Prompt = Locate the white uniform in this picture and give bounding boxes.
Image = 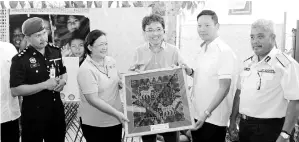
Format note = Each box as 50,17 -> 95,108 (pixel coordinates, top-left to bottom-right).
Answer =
239,47 -> 299,118
0,42 -> 21,124
192,37 -> 238,126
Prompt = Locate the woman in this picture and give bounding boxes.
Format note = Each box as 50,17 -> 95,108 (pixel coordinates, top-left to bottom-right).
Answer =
77,30 -> 128,142
61,30 -> 86,66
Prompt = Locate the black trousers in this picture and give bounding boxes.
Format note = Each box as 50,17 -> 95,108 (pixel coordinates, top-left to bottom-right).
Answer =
80,119 -> 123,142
21,105 -> 66,142
141,131 -> 179,142
191,122 -> 227,142
239,117 -> 284,142
1,118 -> 20,142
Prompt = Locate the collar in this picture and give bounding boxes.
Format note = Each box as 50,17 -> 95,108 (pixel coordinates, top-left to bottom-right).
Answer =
252,47 -> 278,66
200,36 -> 220,48
85,55 -> 108,67
27,44 -> 52,57
147,41 -> 166,49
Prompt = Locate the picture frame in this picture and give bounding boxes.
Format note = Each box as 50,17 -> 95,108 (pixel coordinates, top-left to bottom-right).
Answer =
123,67 -> 194,137
228,1 -> 252,15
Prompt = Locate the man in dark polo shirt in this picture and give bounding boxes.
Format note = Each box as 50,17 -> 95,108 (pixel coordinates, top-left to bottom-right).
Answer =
10,17 -> 67,142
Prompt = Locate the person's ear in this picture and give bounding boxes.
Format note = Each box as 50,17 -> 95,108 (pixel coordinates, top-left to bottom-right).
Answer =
87,45 -> 92,53
216,23 -> 220,30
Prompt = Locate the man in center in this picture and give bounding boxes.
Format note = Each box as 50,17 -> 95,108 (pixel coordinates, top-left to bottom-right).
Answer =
130,14 -> 184,142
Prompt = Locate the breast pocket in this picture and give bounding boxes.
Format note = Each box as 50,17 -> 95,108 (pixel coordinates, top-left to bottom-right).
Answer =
240,70 -> 252,89
261,73 -> 276,89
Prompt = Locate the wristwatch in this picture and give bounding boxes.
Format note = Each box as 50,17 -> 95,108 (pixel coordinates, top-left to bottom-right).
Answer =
204,110 -> 211,118
280,131 -> 290,139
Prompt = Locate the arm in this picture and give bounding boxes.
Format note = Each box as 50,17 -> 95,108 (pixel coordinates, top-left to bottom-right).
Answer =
280,61 -> 299,137
11,82 -> 46,97
230,89 -> 241,122
84,92 -> 124,120
206,49 -> 236,115
281,100 -> 299,134
175,47 -> 194,77
77,68 -> 128,123
10,58 -> 57,97
206,79 -> 231,114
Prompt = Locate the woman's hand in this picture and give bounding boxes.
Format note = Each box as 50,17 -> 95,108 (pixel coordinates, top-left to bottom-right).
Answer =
116,111 -> 129,128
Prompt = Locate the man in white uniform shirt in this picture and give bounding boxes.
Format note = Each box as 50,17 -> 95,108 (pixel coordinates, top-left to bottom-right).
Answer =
183,10 -> 238,142
0,41 -> 21,142
229,19 -> 299,142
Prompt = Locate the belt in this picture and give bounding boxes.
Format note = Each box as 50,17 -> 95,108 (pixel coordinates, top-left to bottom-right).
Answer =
241,114 -> 284,122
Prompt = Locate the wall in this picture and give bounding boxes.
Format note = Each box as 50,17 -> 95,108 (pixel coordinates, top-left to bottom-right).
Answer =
179,0 -> 287,68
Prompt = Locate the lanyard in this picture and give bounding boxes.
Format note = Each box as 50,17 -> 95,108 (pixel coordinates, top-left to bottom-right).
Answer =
88,59 -> 110,78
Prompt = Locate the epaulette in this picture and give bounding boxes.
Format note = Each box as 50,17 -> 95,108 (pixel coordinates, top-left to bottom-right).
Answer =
276,52 -> 291,67
48,43 -> 60,49
244,55 -> 253,62
16,47 -> 29,58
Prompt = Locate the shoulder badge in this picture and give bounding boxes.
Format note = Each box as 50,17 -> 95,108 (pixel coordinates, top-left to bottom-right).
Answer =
276,53 -> 291,67
244,55 -> 253,62
17,47 -> 28,57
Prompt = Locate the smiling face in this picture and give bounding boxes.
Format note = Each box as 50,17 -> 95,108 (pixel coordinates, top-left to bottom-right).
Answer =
12,27 -> 24,49
144,22 -> 165,46
88,35 -> 108,58
70,39 -> 84,58
67,16 -> 80,33
197,15 -> 219,43
250,27 -> 275,58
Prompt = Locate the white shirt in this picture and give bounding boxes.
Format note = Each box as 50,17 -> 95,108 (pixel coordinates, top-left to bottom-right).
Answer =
239,47 -> 299,118
77,55 -> 122,127
191,37 -> 238,126
0,42 -> 21,123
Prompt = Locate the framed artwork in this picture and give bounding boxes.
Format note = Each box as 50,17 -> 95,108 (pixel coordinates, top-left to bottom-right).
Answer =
228,1 -> 252,15
123,67 -> 194,137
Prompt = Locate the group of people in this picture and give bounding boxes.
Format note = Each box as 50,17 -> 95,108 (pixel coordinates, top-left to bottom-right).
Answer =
1,9 -> 299,142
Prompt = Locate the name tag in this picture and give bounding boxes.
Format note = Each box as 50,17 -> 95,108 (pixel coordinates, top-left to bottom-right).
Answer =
30,63 -> 40,68
258,69 -> 275,74
150,123 -> 169,131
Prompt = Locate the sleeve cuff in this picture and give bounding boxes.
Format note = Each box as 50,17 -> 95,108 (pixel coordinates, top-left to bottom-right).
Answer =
284,94 -> 299,101
81,91 -> 98,95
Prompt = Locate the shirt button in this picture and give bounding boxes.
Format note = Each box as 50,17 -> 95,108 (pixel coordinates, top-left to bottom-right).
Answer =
54,98 -> 56,101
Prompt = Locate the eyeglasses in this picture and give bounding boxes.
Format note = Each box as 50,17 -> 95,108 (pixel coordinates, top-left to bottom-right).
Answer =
145,28 -> 164,34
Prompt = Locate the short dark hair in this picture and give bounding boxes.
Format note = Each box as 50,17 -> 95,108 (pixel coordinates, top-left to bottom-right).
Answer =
196,10 -> 218,25
84,29 -> 106,55
68,30 -> 85,45
142,14 -> 165,31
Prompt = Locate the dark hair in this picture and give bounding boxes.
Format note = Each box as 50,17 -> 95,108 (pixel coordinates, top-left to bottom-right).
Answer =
142,14 -> 165,31
196,10 -> 218,25
84,30 -> 106,55
68,30 -> 85,45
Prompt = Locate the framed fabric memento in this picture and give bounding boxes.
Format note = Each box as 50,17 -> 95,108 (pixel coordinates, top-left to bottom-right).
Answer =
123,67 -> 194,137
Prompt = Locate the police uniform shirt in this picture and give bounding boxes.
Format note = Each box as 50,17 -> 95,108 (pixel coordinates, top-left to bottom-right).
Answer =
239,47 -> 299,118
10,44 -> 66,118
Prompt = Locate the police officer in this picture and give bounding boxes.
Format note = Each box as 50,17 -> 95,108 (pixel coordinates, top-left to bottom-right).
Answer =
229,19 -> 299,142
10,17 -> 67,142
